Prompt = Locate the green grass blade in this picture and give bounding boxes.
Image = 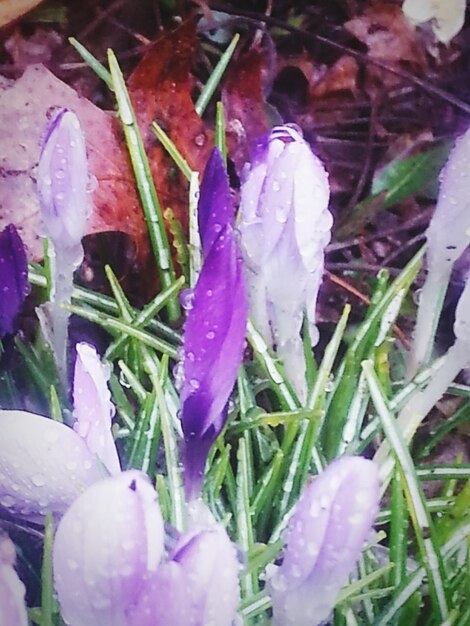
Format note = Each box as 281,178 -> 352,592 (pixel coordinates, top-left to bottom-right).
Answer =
68,37 -> 112,88
363,360 -> 449,620
151,122 -> 193,181
195,33 -> 240,116
107,49 -> 180,320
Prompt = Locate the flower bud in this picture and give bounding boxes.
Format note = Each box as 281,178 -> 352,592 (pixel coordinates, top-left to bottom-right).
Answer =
53,471 -> 164,626
130,502 -> 239,626
0,410 -> 107,522
72,342 -> 120,475
0,224 -> 29,337
239,125 -> 332,400
37,108 -> 88,250
182,151 -> 248,499
268,456 -> 380,626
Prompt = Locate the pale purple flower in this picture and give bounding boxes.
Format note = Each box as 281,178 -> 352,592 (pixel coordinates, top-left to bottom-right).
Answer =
0,535 -> 28,626
181,151 -> 248,499
239,125 -> 332,401
53,470 -> 164,626
408,125 -> 470,377
73,342 -> 120,475
37,108 -> 88,250
0,343 -> 118,521
0,224 -> 29,337
268,456 -> 380,626
130,502 -> 240,626
36,107 -> 89,384
0,410 -> 107,521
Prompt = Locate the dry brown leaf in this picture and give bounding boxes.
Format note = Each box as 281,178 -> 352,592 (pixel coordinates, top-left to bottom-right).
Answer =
128,18 -> 213,237
0,0 -> 42,27
345,4 -> 427,65
222,47 -> 269,173
0,64 -> 148,266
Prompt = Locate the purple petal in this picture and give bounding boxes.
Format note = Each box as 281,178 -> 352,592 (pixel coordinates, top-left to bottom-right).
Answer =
0,535 -> 28,626
0,225 -> 29,337
181,226 -> 248,497
268,456 -> 380,626
198,147 -> 233,255
130,505 -> 239,626
72,342 -> 120,475
0,410 -> 107,522
53,470 -> 164,626
37,108 -> 88,249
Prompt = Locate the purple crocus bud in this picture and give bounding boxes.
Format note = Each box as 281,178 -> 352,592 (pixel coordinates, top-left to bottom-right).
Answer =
198,147 -> 233,255
0,224 -> 29,337
72,342 -> 120,475
239,125 -> 332,401
53,470 -> 164,626
181,224 -> 248,499
130,502 -> 239,626
408,125 -> 470,378
0,410 -> 107,522
0,535 -> 28,626
37,108 -> 88,250
36,108 -> 89,385
268,456 -> 380,626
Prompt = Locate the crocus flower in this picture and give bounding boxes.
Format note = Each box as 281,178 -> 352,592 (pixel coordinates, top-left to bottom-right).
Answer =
37,108 -> 88,251
181,150 -> 248,499
377,269 -> 470,484
0,534 -> 28,626
130,500 -> 240,626
72,342 -> 120,475
408,124 -> 470,378
267,456 -> 380,626
0,343 -> 118,521
36,107 -> 89,384
239,125 -> 332,401
0,224 -> 29,338
53,470 -> 164,626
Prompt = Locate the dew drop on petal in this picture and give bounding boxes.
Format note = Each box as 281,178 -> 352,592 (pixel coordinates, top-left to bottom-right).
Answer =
31,474 -> 46,487
0,495 -> 15,508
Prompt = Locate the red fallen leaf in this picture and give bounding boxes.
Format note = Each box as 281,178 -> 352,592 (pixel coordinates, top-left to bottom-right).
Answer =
0,64 -> 148,268
222,47 -> 269,173
128,18 -> 213,237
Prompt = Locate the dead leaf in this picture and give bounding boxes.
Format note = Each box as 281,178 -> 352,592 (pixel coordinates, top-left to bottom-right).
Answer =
345,4 -> 427,69
0,0 -> 43,27
0,64 -> 148,266
222,47 -> 269,173
127,19 -> 213,237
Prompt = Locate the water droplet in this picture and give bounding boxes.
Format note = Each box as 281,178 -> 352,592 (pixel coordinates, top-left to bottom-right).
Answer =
66,461 -> 78,471
189,378 -> 200,390
307,541 -> 318,556
32,474 -> 46,487
55,192 -> 65,202
0,495 -> 15,508
275,207 -> 287,223
206,289 -> 213,297
194,133 -> 206,147
272,180 -> 281,192
67,558 -> 78,570
180,289 -> 195,311
206,331 -> 215,340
